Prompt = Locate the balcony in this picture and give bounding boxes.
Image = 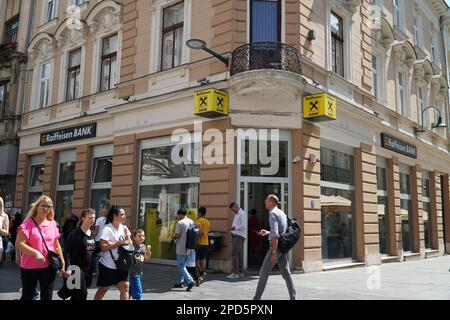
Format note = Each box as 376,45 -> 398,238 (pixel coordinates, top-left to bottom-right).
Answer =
229,42 -> 304,100
0,42 -> 17,64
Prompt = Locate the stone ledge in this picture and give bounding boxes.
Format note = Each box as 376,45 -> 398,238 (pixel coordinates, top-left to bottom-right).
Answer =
425,250 -> 440,259
403,252 -> 421,262
322,262 -> 365,272
381,256 -> 400,264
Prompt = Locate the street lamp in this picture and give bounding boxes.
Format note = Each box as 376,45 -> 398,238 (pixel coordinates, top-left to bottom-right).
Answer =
414,106 -> 448,133
186,39 -> 229,66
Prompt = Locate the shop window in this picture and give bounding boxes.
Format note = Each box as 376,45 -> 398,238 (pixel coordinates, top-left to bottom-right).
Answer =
320,148 -> 354,185
139,138 -> 200,261
241,140 -> 288,178
422,177 -> 431,249
376,166 -> 388,255
0,82 -> 7,115
90,154 -> 112,215
399,171 -> 412,252
161,1 -> 184,70
28,156 -> 45,207
56,151 -> 75,225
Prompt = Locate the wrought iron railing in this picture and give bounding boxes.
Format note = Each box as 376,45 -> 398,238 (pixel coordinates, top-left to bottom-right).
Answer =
230,42 -> 302,76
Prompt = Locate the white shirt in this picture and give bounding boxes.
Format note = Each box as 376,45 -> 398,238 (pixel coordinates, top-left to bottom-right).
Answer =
95,216 -> 107,242
175,218 -> 193,256
231,208 -> 247,239
98,223 -> 131,270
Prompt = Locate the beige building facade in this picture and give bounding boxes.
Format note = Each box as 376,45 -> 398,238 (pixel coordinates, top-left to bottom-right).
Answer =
0,0 -> 34,212
14,0 -> 450,273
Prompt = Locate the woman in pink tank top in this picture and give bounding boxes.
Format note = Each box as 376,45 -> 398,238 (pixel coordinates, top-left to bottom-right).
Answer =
16,195 -> 65,300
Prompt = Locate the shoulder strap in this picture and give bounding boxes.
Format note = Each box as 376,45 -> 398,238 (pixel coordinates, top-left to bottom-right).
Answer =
31,218 -> 51,253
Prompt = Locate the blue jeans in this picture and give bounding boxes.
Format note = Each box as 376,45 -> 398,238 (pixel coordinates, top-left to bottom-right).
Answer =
129,276 -> 143,300
176,254 -> 194,285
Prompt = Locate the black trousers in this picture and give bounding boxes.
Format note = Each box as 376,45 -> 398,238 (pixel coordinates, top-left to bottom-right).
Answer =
20,267 -> 57,300
58,269 -> 91,300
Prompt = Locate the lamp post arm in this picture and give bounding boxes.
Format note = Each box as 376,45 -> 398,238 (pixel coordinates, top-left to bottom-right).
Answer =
201,47 -> 229,66
420,106 -> 442,128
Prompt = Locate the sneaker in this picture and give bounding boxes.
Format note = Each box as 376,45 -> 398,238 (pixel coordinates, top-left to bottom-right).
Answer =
173,283 -> 183,288
239,273 -> 245,278
195,279 -> 200,287
186,282 -> 195,292
201,271 -> 207,277
227,273 -> 239,279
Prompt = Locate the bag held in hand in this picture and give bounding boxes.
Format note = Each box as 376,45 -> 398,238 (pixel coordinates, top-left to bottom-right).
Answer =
31,218 -> 63,271
110,242 -> 134,272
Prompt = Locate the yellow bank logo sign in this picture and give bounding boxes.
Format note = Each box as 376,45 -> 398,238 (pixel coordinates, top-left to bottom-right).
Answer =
302,93 -> 337,122
194,88 -> 229,118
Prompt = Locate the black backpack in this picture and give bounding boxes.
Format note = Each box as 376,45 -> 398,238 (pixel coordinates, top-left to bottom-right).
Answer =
186,223 -> 201,250
278,218 -> 301,254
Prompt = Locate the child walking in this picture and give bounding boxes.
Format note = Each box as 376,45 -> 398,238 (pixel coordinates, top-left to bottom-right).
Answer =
129,229 -> 151,300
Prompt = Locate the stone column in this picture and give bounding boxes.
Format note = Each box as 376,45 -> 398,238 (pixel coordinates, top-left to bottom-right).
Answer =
301,122 -> 322,273
72,145 -> 91,214
14,153 -> 28,210
355,144 -> 380,265
442,174 -> 450,254
430,172 -> 440,251
291,129 -> 303,270
387,158 -> 400,259
43,150 -> 57,198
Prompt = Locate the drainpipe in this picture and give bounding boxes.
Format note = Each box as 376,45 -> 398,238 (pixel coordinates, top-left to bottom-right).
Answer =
439,13 -> 450,143
18,0 -> 36,133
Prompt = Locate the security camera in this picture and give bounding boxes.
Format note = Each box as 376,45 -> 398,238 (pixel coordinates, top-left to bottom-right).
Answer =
292,156 -> 301,164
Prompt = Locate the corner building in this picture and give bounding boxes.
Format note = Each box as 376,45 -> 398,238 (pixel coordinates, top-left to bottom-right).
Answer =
15,0 -> 450,273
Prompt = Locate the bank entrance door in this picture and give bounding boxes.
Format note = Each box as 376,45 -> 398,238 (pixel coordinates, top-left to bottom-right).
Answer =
240,181 -> 289,270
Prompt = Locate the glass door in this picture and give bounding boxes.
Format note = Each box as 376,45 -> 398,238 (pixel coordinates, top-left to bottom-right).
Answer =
241,181 -> 288,269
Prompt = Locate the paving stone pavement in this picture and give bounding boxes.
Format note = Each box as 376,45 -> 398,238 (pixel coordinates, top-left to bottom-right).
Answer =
1,255 -> 450,300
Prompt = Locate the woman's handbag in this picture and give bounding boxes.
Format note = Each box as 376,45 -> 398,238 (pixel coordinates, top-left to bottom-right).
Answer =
110,242 -> 134,272
31,218 -> 63,271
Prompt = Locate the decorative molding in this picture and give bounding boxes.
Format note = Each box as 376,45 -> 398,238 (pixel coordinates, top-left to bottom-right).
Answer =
413,60 -> 433,87
392,42 -> 416,71
372,17 -> 394,51
88,7 -> 122,35
56,26 -> 87,51
343,0 -> 362,15
393,25 -> 407,42
29,39 -> 56,65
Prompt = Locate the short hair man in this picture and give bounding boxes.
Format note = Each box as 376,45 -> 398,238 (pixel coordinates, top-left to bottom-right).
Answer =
253,195 -> 296,300
227,202 -> 247,279
196,207 -> 210,282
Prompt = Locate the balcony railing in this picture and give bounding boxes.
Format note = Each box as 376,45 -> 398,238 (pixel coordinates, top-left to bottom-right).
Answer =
0,42 -> 17,64
230,42 -> 302,76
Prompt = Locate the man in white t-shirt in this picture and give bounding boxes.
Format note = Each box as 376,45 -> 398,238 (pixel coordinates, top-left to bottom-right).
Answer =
172,209 -> 195,292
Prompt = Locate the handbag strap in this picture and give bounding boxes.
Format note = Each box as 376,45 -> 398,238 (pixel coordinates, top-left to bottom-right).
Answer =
109,226 -> 124,261
31,218 -> 51,254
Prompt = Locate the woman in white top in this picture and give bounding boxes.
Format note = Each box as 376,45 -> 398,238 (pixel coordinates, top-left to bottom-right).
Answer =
0,197 -> 10,265
94,205 -> 132,300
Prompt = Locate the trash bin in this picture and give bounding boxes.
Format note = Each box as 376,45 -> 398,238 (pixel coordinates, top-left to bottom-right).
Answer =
208,232 -> 222,253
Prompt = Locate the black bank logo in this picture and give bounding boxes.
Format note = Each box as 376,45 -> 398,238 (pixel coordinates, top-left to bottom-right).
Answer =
40,123 -> 97,146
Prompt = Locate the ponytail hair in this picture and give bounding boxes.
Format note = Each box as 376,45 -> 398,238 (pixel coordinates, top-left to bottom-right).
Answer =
106,205 -> 122,224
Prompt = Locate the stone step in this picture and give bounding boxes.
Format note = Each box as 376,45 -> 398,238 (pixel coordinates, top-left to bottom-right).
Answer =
322,262 -> 365,272
403,253 -> 421,262
381,256 -> 399,264
425,250 -> 440,259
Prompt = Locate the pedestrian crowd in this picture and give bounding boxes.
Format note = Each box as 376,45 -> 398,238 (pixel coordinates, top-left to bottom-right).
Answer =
0,192 -> 297,300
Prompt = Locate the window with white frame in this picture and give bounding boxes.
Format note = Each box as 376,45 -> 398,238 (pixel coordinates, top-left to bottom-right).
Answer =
431,38 -> 437,64
161,1 -> 184,71
90,145 -> 112,216
330,11 -> 344,77
56,150 -> 76,225
396,72 -> 407,116
66,48 -> 81,101
39,62 -> 52,109
44,0 -> 58,23
100,34 -> 118,92
70,0 -> 84,6
417,87 -> 426,125
28,154 -> 45,206
413,16 -> 421,47
393,0 -> 404,30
